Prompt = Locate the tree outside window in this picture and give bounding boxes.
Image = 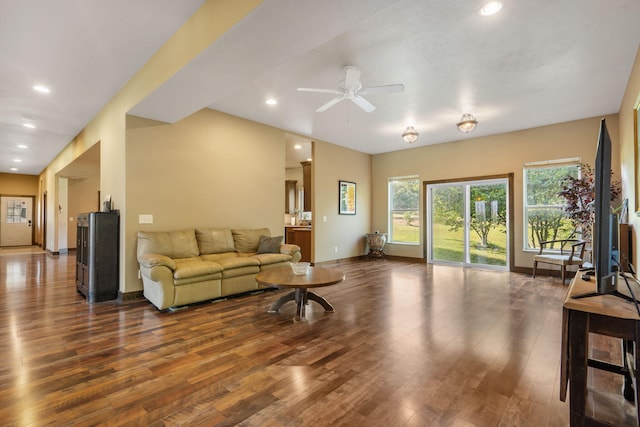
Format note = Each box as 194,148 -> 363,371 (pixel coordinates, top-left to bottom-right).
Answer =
389,177 -> 419,244
524,160 -> 579,250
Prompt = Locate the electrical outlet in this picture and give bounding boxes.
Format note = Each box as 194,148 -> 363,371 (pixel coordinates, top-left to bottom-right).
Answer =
334,246 -> 338,253
323,216 -> 327,222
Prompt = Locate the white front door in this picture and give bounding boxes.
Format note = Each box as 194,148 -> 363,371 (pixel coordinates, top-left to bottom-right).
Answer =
1,196 -> 33,246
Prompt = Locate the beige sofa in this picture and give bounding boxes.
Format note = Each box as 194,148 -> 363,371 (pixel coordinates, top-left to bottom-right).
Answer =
136,227 -> 301,310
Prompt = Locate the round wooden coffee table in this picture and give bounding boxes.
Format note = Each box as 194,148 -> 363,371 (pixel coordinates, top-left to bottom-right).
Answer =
256,266 -> 345,322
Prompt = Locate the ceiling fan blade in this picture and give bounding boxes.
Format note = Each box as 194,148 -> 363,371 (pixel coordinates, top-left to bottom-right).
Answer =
297,87 -> 341,94
316,96 -> 344,112
343,66 -> 361,88
351,95 -> 376,112
359,84 -> 405,95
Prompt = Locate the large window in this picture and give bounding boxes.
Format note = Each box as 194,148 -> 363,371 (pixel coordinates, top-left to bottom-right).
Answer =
389,176 -> 419,244
524,158 -> 580,250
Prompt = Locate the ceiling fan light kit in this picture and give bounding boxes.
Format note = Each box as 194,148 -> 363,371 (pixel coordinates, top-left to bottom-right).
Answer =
402,126 -> 419,143
297,66 -> 404,113
457,113 -> 478,133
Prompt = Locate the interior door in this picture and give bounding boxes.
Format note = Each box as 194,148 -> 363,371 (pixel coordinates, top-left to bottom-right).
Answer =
1,196 -> 33,246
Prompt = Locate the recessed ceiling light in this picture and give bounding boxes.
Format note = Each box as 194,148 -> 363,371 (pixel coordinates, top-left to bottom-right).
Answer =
13,159 -> 22,163
10,167 -> 18,171
17,144 -> 28,149
23,123 -> 36,129
265,98 -> 277,105
294,144 -> 302,150
33,85 -> 50,93
480,1 -> 503,16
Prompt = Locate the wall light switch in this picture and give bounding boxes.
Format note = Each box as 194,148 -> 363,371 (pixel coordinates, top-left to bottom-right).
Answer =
69,217 -> 74,222
323,216 -> 327,223
139,214 -> 154,224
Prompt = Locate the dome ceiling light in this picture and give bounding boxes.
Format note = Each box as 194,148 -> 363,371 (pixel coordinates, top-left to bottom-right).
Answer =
456,114 -> 478,133
401,126 -> 419,143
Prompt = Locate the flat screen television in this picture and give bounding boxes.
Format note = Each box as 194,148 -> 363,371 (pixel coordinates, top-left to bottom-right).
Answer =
592,118 -> 620,295
573,119 -> 640,314
571,119 -> 631,301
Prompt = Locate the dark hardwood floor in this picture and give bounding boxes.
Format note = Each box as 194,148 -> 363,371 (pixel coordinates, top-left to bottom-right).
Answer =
0,252 -> 633,426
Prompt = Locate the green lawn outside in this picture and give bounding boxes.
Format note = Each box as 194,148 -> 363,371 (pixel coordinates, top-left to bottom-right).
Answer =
390,214 -> 420,243
432,222 -> 507,266
391,215 -> 507,266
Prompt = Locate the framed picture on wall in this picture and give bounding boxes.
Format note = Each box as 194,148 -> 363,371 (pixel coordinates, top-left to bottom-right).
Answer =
339,180 -> 356,215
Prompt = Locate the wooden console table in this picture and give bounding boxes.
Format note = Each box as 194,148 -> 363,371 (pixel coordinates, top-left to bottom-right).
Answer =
561,275 -> 640,426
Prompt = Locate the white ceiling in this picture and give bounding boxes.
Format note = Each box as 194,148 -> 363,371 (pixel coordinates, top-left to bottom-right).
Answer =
2,0 -> 640,176
0,0 -> 205,175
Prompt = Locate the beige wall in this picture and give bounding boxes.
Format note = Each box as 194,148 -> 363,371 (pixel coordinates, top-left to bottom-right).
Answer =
371,114 -> 621,268
618,46 -> 640,269
124,110 -> 372,290
124,109 -> 286,292
313,140 -> 372,263
285,167 -> 303,184
0,173 -> 38,195
58,178 -> 68,250
67,176 -> 100,249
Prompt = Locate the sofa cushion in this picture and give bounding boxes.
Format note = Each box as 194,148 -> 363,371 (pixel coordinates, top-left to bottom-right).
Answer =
215,256 -> 260,278
173,258 -> 223,280
195,228 -> 236,254
252,253 -> 292,265
256,235 -> 283,254
215,256 -> 260,270
137,230 -> 199,259
231,228 -> 271,253
200,252 -> 239,262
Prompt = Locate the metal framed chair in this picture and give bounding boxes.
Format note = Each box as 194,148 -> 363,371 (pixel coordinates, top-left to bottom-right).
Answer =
532,239 -> 586,284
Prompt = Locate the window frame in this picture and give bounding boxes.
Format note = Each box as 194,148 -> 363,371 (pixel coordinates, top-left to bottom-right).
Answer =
523,158 -> 581,252
388,175 -> 420,245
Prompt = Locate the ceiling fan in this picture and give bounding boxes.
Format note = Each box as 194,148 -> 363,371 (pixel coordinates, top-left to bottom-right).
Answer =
297,66 -> 404,113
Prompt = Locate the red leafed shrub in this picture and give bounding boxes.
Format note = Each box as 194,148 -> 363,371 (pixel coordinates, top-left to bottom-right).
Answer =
558,163 -> 621,240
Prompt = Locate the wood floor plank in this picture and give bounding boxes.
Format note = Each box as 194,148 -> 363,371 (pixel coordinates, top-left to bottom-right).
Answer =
1,252 -> 634,425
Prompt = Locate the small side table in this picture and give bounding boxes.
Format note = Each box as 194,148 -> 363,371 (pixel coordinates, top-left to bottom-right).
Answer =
365,232 -> 387,259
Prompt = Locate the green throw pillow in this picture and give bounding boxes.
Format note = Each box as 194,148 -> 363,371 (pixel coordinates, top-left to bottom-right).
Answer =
256,235 -> 283,254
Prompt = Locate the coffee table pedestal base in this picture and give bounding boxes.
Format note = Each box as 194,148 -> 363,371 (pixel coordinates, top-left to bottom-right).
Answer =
268,288 -> 334,322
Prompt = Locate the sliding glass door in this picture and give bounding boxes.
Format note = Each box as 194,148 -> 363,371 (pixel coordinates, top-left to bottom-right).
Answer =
427,178 -> 509,269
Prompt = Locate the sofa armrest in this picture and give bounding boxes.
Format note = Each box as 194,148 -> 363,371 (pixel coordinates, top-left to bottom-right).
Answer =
137,253 -> 176,270
280,244 -> 300,256
280,244 -> 302,262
